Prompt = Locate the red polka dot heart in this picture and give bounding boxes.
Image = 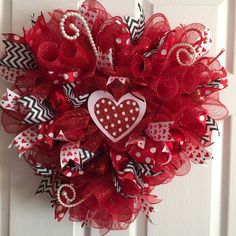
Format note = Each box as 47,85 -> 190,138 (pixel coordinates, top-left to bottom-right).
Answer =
88,90 -> 146,142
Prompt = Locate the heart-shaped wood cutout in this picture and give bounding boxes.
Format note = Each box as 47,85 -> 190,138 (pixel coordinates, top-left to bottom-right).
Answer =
88,91 -> 146,142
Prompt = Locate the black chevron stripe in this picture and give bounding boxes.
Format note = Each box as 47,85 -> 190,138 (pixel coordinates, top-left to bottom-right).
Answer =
71,164 -> 84,172
112,174 -> 122,193
144,32 -> 171,58
34,164 -> 57,176
63,83 -> 89,107
79,149 -> 95,165
18,96 -> 55,124
137,163 -> 156,176
0,40 -> 37,70
30,13 -> 36,26
35,176 -> 61,207
207,78 -> 221,88
123,161 -> 144,188
206,116 -> 219,134
124,3 -> 145,42
201,134 -> 211,144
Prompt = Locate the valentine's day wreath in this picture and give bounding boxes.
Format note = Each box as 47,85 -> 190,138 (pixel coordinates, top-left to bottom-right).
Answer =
0,0 -> 229,235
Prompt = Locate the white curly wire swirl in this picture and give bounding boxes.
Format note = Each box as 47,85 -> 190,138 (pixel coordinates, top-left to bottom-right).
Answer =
167,43 -> 197,66
60,11 -> 98,57
57,184 -> 91,208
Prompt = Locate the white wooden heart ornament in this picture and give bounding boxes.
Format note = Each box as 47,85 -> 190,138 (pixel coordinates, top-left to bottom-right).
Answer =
88,91 -> 146,142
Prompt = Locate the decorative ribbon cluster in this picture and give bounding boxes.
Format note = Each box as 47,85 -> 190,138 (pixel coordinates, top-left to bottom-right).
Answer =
0,0 -> 228,235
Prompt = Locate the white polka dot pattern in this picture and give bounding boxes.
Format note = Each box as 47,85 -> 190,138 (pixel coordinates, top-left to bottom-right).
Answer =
88,91 -> 146,142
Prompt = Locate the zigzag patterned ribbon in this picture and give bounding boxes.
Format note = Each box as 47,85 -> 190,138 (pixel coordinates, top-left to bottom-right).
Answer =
124,3 -> 145,42
206,115 -> 220,134
63,83 -> 89,107
18,95 -> 55,124
35,175 -> 61,207
201,115 -> 220,145
0,40 -> 38,70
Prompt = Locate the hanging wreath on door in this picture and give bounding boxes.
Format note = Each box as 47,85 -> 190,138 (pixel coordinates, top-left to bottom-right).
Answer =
0,0 -> 228,235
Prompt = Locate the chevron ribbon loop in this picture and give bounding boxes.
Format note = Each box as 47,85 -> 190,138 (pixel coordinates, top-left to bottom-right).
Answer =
0,40 -> 38,69
18,95 -> 55,124
35,175 -> 61,207
124,3 -> 145,42
63,83 -> 89,107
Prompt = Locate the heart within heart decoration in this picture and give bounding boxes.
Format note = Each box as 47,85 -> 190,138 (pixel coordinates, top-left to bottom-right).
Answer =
88,90 -> 146,142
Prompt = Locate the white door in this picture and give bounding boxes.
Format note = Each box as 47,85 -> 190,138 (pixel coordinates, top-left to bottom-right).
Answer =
0,0 -> 235,236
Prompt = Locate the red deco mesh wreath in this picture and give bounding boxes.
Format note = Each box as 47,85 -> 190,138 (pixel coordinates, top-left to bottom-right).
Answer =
0,0 -> 228,235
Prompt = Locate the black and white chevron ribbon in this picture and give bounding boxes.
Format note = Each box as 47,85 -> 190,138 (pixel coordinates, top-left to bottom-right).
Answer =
18,95 -> 55,124
201,116 -> 220,144
206,115 -> 220,134
144,32 -> 171,58
35,176 -> 61,207
79,149 -> 95,166
124,3 -> 145,42
33,164 -> 58,176
112,174 -> 122,193
71,164 -> 84,172
201,134 -> 211,145
30,13 -> 36,26
63,83 -> 89,107
206,78 -> 221,88
123,161 -> 144,188
137,163 -> 163,177
0,40 -> 37,70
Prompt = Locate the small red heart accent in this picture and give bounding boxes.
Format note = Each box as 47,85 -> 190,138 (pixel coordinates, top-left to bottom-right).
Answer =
196,153 -> 201,157
22,133 -> 27,137
62,158 -> 67,164
22,139 -> 26,143
67,152 -> 72,156
205,152 -> 209,157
